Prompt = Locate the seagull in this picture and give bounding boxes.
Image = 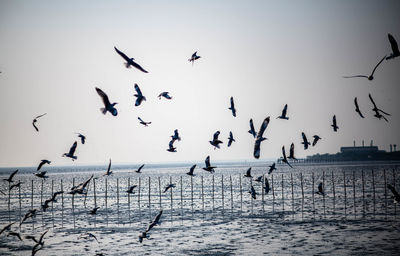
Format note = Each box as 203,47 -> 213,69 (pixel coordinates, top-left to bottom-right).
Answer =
301,132 -> 311,150
264,176 -> 270,194
268,163 -> 276,174
386,33 -> 399,60
62,141 -> 78,160
167,139 -> 177,152
103,159 -> 112,176
227,131 -> 235,147
10,181 -> 22,191
331,115 -> 338,132
277,104 -> 289,120
8,231 -> 22,241
135,164 -> 145,173
25,230 -> 48,246
76,133 -> 86,144
281,146 -> 293,168
228,97 -> 236,117
312,135 -> 321,146
249,185 -> 258,199
254,176 -> 263,182
209,131 -> 223,149
3,169 -> 18,183
34,171 -> 48,179
188,51 -> 201,65
126,185 -> 137,194
163,184 -> 176,193
158,92 -> 172,100
248,119 -> 256,138
114,46 -> 148,73
146,210 -> 163,233
32,113 -> 47,132
32,243 -> 44,256
316,182 -> 325,196
138,117 -> 151,126
253,117 -> 270,159
202,155 -> 216,173
37,160 -> 51,171
89,207 -> 100,215
0,222 -> 16,235
354,97 -> 364,118
186,165 -> 196,176
288,143 -> 297,160
369,93 -> 391,122
343,55 -> 386,80
244,168 -> 252,178
20,209 -> 37,227
96,87 -> 118,116
69,175 -> 93,195
171,129 -> 181,142
79,232 -> 99,243
387,184 -> 400,203
133,84 -> 146,106
138,231 -> 150,243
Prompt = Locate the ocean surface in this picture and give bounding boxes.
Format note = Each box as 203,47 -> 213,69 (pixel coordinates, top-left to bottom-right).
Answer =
0,161 -> 399,255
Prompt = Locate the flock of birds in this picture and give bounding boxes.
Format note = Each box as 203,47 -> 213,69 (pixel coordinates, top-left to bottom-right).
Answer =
1,33 -> 400,254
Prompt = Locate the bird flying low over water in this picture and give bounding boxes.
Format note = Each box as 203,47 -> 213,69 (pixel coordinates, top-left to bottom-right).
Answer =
301,132 -> 311,150
167,139 -> 177,152
29,230 -> 48,256
171,129 -> 181,142
10,181 -> 22,191
209,131 -> 223,149
158,92 -> 172,100
268,163 -> 276,174
3,169 -> 18,183
187,165 -> 196,176
244,168 -> 252,178
139,210 -> 163,243
69,175 -> 93,195
228,97 -> 236,117
188,51 -> 201,65
34,171 -> 48,179
0,222 -> 16,235
354,97 -> 364,118
316,182 -> 325,196
114,46 -> 148,73
312,135 -> 321,147
277,104 -> 289,120
8,231 -> 22,241
32,113 -> 47,132
369,93 -> 391,122
62,141 -> 78,160
288,143 -> 297,160
387,184 -> 400,203
37,160 -> 51,171
138,117 -> 151,126
264,176 -> 270,194
248,119 -> 256,138
163,184 -> 176,193
386,33 -> 399,60
331,115 -> 338,132
133,84 -> 146,107
227,131 -> 235,147
96,87 -> 118,116
103,159 -> 112,176
282,146 -> 293,168
253,117 -> 270,159
89,207 -> 100,215
20,209 -> 37,227
126,185 -> 137,194
254,176 -> 263,182
343,55 -> 386,81
135,164 -> 145,173
202,156 -> 216,173
249,185 -> 258,199
76,133 -> 86,144
79,232 -> 99,243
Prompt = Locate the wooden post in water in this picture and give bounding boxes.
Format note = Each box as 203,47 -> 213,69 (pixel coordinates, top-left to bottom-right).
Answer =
261,174 -> 265,214
239,175 -> 243,214
271,174 -> 275,213
117,178 -> 120,222
352,171 -> 356,219
230,176 -> 233,215
312,172 -> 315,219
281,174 -> 284,218
138,177 -> 141,219
51,179 -> 54,228
343,171 -> 347,218
31,180 -> 35,231
61,179 -> 64,229
148,177 -> 151,221
332,171 -> 336,215
201,176 -> 204,213
250,178 -> 254,215
169,176 -> 173,215
127,177 -> 130,222
8,181 -> 11,223
93,178 -> 97,209
212,175 -> 215,212
393,169 -> 396,216
362,170 -> 365,218
180,176 -> 183,216
300,173 -> 304,219
83,179 -> 89,209
221,175 -> 224,214
158,177 -> 162,210
372,169 -> 376,217
322,171 -> 326,218
191,176 -> 194,213
291,174 -> 294,219
72,178 -> 76,229
40,179 -> 44,206
18,180 -> 21,232
384,169 -> 387,219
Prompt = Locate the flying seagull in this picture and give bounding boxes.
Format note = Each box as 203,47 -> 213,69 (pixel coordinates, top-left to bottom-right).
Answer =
202,155 -> 216,173
188,51 -> 201,65
167,139 -> 177,152
343,55 -> 386,81
37,160 -> 51,171
133,84 -> 146,107
8,231 -> 23,241
89,207 -> 100,215
254,176 -> 263,182
0,222 -> 16,235
209,131 -> 223,149
244,168 -> 252,178
264,176 -> 270,194
10,181 -> 22,191
3,169 -> 18,183
34,171 -> 48,179
69,175 -> 93,195
138,117 -> 151,126
79,232 -> 99,243
158,92 -> 172,100
227,131 -> 235,147
277,104 -> 289,120
135,164 -> 145,173
281,146 -> 293,168
248,119 -> 256,138
331,115 -> 338,132
126,185 -> 137,194
228,97 -> 236,117
62,141 -> 78,160
249,185 -> 258,199
312,135 -> 321,146
354,97 -> 364,118
386,33 -> 399,60
25,230 -> 48,246
301,132 -> 311,150
103,159 -> 112,176
163,184 -> 176,193
268,163 -> 276,174
253,117 -> 270,159
288,143 -> 297,160
316,182 -> 325,196
171,129 -> 181,142
20,209 -> 37,227
186,164 -> 196,176
369,93 -> 391,122
32,113 -> 47,132
76,133 -> 86,144
146,210 -> 163,233
96,87 -> 118,116
387,184 -> 400,203
114,46 -> 148,73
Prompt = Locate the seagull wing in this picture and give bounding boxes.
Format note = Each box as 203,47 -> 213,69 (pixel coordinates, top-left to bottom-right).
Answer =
213,131 -> 220,141
370,55 -> 386,76
388,33 -> 400,55
343,75 -> 368,79
96,87 -> 111,108
131,60 -> 149,73
37,161 -> 45,171
205,156 -> 211,168
138,117 -> 144,123
368,93 -> 378,109
107,159 -> 111,174
281,104 -> 288,117
35,113 -> 47,119
9,169 -> 18,181
249,119 -> 256,137
32,121 -> 39,132
256,117 -> 270,139
290,143 -> 295,158
68,141 -> 77,156
282,146 -> 287,161
114,47 -> 130,62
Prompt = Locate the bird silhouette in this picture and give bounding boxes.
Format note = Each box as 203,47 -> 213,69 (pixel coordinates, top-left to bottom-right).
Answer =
228,97 -> 236,117
3,169 -> 18,183
248,119 -> 256,138
32,113 -> 47,132
103,159 -> 112,176
209,131 -> 223,149
138,117 -> 151,126
76,133 -> 86,144
277,104 -> 289,120
135,164 -> 145,173
387,184 -> 400,203
301,132 -> 311,150
114,46 -> 148,73
249,185 -> 258,199
331,115 -> 338,132
386,33 -> 399,60
20,209 -> 37,227
253,117 -> 270,159
171,129 -> 181,142
146,210 -> 163,233
158,92 -> 172,100
316,182 -> 325,196
8,231 -> 22,241
79,232 -> 99,243
163,184 -> 176,193
167,139 -> 177,152
281,146 -> 293,168
25,230 -> 47,246
187,165 -> 196,176
202,156 -> 216,173
69,175 -> 93,195
227,131 -> 235,147
37,160 -> 51,171
0,222 -> 16,235
10,181 -> 22,191
133,84 -> 146,106
354,97 -> 364,118
369,93 -> 391,122
312,135 -> 321,146
244,168 -> 252,178
89,207 -> 100,215
288,143 -> 297,160
268,163 -> 276,174
126,185 -> 137,194
254,176 -> 263,182
343,55 -> 386,80
62,141 -> 78,160
96,87 -> 118,116
264,176 -> 270,194
188,51 -> 201,65
34,171 -> 48,179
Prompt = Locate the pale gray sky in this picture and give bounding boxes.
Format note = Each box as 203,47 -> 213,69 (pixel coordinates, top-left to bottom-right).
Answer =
0,0 -> 399,167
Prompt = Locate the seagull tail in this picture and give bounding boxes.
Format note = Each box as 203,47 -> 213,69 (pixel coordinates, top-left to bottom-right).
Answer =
100,108 -> 107,115
125,63 -> 131,68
